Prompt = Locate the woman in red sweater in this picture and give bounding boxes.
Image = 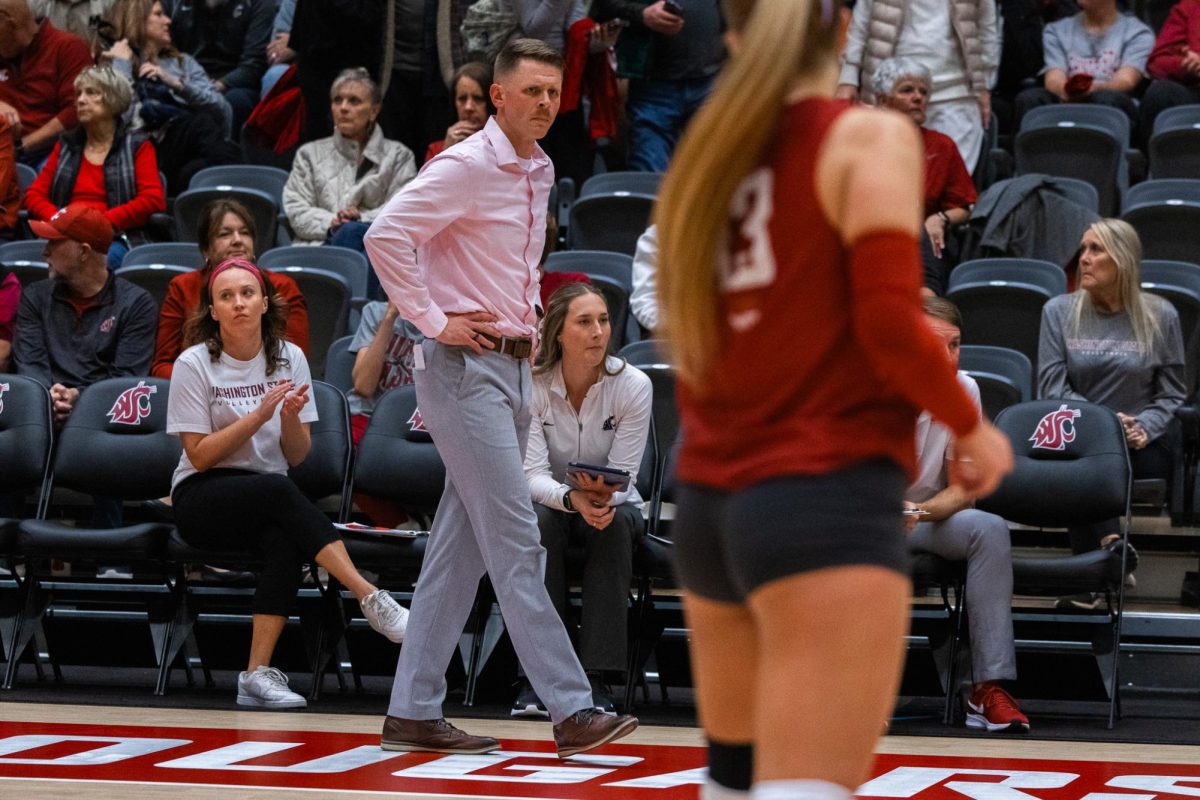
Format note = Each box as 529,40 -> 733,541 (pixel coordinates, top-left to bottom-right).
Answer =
151,198 -> 309,379
1141,0 -> 1200,149
24,65 -> 166,270
655,1 -> 1013,798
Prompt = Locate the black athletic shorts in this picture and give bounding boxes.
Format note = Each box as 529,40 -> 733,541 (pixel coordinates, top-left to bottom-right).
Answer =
671,458 -> 910,603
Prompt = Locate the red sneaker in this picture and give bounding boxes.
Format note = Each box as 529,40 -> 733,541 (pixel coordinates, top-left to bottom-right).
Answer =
965,682 -> 1030,733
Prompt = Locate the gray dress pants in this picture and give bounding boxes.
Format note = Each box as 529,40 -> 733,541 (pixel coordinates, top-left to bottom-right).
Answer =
388,341 -> 593,723
909,509 -> 1017,684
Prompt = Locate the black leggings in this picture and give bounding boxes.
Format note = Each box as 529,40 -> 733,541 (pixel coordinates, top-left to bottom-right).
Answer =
172,469 -> 340,616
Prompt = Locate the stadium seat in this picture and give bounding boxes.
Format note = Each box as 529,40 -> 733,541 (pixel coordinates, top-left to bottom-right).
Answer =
15,163 -> 36,194
5,377 -> 180,692
976,399 -> 1132,728
545,250 -> 634,291
0,375 -> 53,675
580,171 -> 663,198
958,345 -> 1033,421
1016,106 -> 1128,215
120,242 -> 205,271
323,335 -> 357,396
114,264 -> 191,310
259,245 -> 370,303
618,339 -> 670,368
172,187 -> 279,255
189,166 -> 293,246
1121,181 -> 1200,263
947,258 -> 1065,375
0,239 -> 49,286
568,192 -> 655,256
277,267 -> 351,379
1149,104 -> 1200,180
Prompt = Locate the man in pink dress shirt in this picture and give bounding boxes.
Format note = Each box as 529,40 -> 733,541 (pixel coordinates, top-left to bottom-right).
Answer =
364,38 -> 638,758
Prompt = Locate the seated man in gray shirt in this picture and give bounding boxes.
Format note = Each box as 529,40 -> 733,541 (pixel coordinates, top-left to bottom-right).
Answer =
1014,0 -> 1153,133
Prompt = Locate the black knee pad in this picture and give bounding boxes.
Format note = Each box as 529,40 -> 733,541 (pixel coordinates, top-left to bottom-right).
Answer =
708,740 -> 753,791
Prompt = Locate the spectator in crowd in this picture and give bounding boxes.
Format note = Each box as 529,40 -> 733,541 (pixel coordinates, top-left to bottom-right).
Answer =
994,0 -> 1080,131
283,68 -> 416,300
629,223 -> 658,333
260,0 -> 294,97
345,299 -> 422,527
1141,0 -> 1200,149
14,203 -> 156,424
1038,218 -> 1184,602
0,118 -> 17,241
506,1 -> 621,187
167,256 -> 409,709
161,0 -> 272,134
24,65 -> 167,270
515,281 -> 651,718
0,262 -> 17,370
906,296 -> 1027,733
152,198 -> 309,378
838,0 -> 999,173
593,0 -> 725,172
29,0 -> 116,49
424,61 -> 493,163
0,0 -> 94,166
873,57 -> 977,296
1013,0 -> 1152,134
102,0 -> 240,192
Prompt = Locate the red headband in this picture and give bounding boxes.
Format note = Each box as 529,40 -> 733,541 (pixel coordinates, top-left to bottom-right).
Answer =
208,257 -> 266,297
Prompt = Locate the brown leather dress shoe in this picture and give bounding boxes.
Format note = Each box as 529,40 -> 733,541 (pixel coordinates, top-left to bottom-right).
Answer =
553,707 -> 638,758
381,715 -> 500,754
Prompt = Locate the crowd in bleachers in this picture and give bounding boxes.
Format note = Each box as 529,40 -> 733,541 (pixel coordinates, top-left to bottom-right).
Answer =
0,0 -> 1198,727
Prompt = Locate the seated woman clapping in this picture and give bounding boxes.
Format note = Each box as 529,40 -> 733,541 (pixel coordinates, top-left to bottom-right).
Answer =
167,257 -> 408,709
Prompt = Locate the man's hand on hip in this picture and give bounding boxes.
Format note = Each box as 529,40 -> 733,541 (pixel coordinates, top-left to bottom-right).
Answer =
438,311 -> 503,355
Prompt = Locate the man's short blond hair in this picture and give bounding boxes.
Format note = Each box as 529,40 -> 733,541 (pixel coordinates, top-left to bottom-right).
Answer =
494,38 -> 563,81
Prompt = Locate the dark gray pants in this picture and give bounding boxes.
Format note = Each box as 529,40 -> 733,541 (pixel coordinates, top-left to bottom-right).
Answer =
537,502 -> 641,673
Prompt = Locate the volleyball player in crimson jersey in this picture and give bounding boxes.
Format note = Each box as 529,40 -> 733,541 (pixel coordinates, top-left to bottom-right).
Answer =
654,2 -> 1014,800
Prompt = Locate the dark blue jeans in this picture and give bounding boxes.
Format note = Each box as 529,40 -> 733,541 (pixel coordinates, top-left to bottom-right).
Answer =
328,220 -> 381,300
626,75 -> 715,172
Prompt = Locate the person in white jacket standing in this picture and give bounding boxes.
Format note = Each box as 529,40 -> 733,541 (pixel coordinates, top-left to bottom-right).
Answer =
283,67 -> 416,299
518,280 -> 652,717
836,0 -> 999,173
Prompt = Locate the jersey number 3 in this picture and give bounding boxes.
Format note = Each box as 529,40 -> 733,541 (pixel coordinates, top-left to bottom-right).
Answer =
722,168 -> 776,294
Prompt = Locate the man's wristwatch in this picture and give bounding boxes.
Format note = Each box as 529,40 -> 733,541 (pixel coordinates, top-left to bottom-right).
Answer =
562,489 -> 575,512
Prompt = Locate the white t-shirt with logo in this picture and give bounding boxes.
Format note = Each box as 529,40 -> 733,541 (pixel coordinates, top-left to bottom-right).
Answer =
167,341 -> 319,492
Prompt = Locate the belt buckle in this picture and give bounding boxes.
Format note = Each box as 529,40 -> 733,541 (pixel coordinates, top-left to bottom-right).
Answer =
498,335 -> 512,355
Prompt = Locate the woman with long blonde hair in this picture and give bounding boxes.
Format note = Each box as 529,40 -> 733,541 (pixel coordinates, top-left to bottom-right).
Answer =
655,1 -> 1013,797
1038,219 -> 1185,590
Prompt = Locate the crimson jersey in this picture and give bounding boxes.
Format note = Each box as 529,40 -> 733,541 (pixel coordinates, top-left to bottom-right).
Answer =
676,97 -> 978,490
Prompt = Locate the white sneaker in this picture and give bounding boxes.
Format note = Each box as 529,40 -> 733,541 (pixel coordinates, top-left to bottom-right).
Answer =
360,589 -> 408,643
237,666 -> 307,709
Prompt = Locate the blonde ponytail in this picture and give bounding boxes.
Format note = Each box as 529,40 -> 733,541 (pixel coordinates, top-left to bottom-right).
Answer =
655,0 -> 837,389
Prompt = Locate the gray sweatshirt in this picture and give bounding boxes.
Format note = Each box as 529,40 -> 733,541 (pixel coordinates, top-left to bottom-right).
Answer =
1037,291 -> 1186,442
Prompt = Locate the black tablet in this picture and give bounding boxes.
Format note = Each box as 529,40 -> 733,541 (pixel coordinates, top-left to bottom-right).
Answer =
566,462 -> 632,492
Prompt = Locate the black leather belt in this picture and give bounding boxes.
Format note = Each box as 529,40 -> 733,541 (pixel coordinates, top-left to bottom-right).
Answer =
478,332 -> 533,359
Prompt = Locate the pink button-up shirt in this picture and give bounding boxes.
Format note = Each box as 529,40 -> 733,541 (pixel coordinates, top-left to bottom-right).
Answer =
364,116 -> 551,340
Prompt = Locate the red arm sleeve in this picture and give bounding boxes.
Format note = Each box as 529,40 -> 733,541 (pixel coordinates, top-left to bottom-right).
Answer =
270,273 -> 310,354
23,141 -> 61,221
54,35 -> 93,130
104,141 -> 166,231
151,277 -> 191,379
1148,4 -> 1191,81
849,229 -> 979,437
939,147 -> 977,211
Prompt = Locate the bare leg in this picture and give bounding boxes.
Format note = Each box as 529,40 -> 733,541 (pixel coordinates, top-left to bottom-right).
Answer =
314,540 -> 376,600
683,591 -> 758,743
247,614 -> 287,672
747,566 -> 911,789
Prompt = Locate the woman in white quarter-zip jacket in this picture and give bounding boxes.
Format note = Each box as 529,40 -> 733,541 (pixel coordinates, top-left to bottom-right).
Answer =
517,281 -> 652,717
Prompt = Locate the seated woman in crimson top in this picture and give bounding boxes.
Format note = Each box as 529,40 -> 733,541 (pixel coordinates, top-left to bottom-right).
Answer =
423,62 -> 493,163
873,57 -> 977,296
24,65 -> 166,271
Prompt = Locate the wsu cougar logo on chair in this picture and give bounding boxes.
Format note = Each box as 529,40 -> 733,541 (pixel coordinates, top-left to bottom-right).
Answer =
106,381 -> 158,425
1029,404 -> 1082,451
407,407 -> 427,432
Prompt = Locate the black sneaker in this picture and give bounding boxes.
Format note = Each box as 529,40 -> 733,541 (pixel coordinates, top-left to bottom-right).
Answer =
588,673 -> 617,715
510,681 -> 549,718
1054,592 -> 1106,611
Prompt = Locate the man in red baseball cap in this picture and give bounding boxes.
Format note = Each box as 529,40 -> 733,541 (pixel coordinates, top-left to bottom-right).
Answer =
14,202 -> 155,431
